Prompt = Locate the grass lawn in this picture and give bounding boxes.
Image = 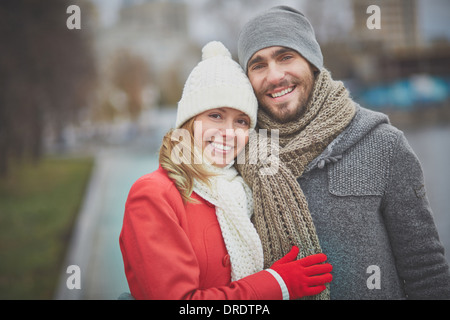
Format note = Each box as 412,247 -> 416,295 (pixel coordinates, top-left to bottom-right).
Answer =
0,156 -> 94,299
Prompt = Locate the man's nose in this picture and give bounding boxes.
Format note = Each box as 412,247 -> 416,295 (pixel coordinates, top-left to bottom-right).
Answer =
266,64 -> 285,84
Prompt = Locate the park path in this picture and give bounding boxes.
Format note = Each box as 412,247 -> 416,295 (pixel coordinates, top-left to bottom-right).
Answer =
54,148 -> 159,299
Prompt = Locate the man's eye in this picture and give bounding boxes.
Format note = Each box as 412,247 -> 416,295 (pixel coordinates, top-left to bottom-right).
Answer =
251,64 -> 264,71
281,55 -> 293,61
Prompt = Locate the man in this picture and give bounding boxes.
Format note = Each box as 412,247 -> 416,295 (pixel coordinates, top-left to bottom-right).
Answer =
236,5 -> 450,299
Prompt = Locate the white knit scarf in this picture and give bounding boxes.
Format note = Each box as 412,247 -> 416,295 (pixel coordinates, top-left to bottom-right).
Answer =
193,158 -> 264,281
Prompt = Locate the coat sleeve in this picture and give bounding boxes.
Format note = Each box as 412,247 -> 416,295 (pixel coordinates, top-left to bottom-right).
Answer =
119,175 -> 282,300
381,132 -> 450,299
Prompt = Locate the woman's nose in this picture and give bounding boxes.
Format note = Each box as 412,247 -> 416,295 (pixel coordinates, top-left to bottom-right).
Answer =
218,121 -> 237,138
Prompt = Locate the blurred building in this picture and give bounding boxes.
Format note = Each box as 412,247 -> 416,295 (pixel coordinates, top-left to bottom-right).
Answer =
94,0 -> 200,117
352,0 -> 421,51
349,0 -> 422,83
111,1 -> 195,75
324,0 -> 450,86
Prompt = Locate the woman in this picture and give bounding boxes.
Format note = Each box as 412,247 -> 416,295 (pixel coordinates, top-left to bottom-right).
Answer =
119,41 -> 332,300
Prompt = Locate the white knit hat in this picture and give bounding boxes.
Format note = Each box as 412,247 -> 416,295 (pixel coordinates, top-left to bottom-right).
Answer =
175,41 -> 258,129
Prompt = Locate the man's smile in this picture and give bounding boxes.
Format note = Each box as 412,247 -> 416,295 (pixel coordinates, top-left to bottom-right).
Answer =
268,85 -> 295,99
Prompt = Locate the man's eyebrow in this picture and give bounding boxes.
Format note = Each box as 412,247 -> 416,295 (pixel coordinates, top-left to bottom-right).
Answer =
247,55 -> 264,69
247,47 -> 297,69
273,47 -> 296,57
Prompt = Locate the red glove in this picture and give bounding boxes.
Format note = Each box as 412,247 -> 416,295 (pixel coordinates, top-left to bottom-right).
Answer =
269,246 -> 332,299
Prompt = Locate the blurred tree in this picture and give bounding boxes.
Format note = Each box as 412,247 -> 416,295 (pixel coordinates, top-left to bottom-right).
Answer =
159,63 -> 184,107
110,49 -> 151,121
0,0 -> 97,176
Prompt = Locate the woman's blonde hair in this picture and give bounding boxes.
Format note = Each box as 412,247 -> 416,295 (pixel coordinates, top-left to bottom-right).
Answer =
159,118 -> 213,203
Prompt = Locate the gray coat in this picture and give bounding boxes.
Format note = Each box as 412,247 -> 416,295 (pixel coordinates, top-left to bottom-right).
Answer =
300,105 -> 450,299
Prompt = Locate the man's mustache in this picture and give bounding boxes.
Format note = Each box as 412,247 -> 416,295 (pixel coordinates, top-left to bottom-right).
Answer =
258,78 -> 301,96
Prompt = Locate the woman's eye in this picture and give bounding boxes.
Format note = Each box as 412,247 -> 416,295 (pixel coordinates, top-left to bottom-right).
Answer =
237,119 -> 249,126
209,113 -> 222,119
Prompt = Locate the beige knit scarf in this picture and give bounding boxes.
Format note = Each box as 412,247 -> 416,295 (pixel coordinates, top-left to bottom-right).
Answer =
236,69 -> 356,299
193,155 -> 264,282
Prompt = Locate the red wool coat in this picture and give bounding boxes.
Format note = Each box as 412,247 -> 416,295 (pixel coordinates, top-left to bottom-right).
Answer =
119,166 -> 282,300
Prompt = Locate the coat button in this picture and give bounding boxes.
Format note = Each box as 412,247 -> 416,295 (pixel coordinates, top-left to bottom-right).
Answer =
222,254 -> 230,267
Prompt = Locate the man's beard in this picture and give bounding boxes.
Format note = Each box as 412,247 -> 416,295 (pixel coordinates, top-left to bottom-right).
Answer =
261,98 -> 306,124
257,72 -> 314,124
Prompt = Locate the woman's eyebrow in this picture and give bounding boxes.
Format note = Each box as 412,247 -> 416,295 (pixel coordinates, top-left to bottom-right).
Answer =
218,109 -> 249,117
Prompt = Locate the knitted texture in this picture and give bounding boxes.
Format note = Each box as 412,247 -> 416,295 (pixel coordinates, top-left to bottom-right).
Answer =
176,41 -> 258,129
193,156 -> 264,281
238,5 -> 323,72
236,69 -> 356,300
296,106 -> 450,299
328,128 -> 396,196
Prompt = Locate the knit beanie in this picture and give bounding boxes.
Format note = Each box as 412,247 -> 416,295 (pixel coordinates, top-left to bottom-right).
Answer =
176,41 -> 258,129
237,6 -> 323,73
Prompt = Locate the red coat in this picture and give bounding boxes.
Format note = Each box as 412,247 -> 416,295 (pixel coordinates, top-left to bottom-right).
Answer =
119,166 -> 282,300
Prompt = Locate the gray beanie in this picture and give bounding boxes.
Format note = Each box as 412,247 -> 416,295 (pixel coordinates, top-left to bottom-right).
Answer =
238,6 -> 323,72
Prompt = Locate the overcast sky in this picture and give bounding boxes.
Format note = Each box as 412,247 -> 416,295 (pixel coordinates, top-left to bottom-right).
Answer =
90,0 -> 450,44
417,0 -> 450,42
